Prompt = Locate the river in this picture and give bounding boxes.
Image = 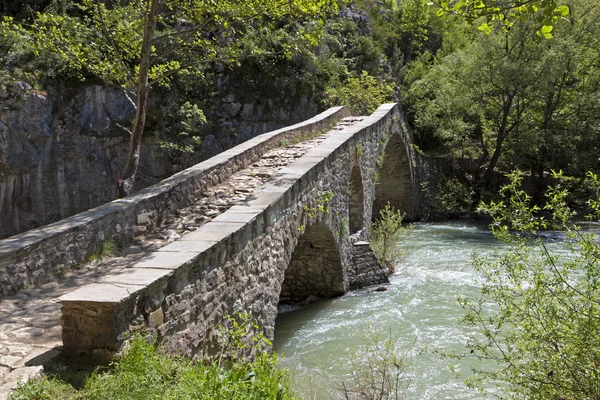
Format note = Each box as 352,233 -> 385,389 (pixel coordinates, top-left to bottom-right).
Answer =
273,220 -> 503,399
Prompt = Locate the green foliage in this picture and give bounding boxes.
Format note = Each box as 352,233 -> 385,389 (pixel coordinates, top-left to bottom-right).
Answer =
85,238 -> 116,263
303,190 -> 334,219
355,142 -> 363,158
431,0 -> 570,37
17,0 -> 341,87
340,216 -> 350,238
324,70 -> 394,115
370,203 -> 413,274
156,102 -> 205,156
101,238 -> 116,257
404,0 -> 600,196
9,377 -> 78,400
338,326 -> 411,399
451,170 -> 600,398
11,314 -> 298,400
421,177 -> 475,219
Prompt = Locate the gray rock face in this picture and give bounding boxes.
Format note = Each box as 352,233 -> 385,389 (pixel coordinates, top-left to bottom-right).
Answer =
78,86 -> 135,137
0,88 -> 52,176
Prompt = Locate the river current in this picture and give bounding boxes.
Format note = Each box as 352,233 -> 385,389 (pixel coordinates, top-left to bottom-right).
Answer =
273,220 -> 502,399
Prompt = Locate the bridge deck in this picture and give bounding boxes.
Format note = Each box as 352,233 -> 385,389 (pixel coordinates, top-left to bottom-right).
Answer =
0,115 -> 365,399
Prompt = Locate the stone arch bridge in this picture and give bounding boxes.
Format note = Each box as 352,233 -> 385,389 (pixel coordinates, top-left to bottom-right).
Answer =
0,103 -> 418,359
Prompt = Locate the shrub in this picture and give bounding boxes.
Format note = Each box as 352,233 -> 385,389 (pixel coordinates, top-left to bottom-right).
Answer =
339,326 -> 411,400
370,203 -> 413,274
453,171 -> 600,398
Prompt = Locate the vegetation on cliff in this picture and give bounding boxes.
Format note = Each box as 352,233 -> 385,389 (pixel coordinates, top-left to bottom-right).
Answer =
2,0 -> 599,211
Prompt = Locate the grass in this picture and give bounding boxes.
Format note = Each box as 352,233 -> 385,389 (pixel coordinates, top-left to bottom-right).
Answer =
10,335 -> 299,400
84,238 -> 116,263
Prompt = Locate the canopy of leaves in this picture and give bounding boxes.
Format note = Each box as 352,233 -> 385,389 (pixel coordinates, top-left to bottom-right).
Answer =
403,0 -> 600,197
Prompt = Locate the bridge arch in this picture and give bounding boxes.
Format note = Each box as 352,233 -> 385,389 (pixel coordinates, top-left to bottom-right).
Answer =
373,133 -> 414,220
278,221 -> 345,305
348,165 -> 365,234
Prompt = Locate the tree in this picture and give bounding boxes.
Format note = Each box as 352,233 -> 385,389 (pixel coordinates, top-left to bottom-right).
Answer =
324,70 -> 394,115
513,0 -> 600,199
405,21 -> 543,190
25,0 -> 340,197
404,0 -> 600,196
453,170 -> 600,398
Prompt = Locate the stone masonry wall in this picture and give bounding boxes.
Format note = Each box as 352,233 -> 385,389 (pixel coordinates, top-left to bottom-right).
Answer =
59,104 -> 408,359
0,106 -> 350,299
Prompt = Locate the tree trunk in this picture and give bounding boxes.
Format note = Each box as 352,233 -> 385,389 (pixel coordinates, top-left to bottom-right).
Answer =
116,0 -> 160,199
482,92 -> 515,187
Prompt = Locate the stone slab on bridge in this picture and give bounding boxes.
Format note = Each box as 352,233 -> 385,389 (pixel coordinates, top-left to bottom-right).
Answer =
58,103 -> 418,360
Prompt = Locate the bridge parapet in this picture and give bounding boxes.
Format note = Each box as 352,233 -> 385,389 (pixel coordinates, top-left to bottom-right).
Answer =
0,106 -> 349,299
59,104 -> 405,359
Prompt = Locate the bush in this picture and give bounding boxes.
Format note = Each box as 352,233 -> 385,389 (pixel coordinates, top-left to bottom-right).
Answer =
453,171 -> 600,398
370,203 -> 413,274
338,326 -> 411,400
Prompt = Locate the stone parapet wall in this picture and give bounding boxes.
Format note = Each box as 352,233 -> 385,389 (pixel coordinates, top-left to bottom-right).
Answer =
0,106 -> 350,299
59,104 -> 403,359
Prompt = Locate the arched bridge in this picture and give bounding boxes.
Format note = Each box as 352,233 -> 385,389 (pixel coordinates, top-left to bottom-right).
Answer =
0,103 -> 418,360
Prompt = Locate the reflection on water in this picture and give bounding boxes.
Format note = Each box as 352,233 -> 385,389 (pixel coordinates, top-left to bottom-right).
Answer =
273,221 -> 499,399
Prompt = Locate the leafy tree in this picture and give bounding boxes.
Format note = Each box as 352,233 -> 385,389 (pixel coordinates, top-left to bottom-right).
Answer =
17,0 -> 340,197
404,0 -> 600,198
513,0 -> 600,198
452,170 -> 600,398
405,21 -> 542,189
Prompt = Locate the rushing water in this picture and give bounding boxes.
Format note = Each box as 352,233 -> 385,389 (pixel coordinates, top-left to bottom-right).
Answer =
273,220 -> 501,399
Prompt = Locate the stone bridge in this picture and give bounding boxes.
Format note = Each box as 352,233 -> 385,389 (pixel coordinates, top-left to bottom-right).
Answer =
0,103 -> 418,362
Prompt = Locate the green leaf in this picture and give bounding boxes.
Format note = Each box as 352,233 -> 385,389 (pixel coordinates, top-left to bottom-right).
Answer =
541,24 -> 553,37
477,23 -> 492,35
556,5 -> 569,17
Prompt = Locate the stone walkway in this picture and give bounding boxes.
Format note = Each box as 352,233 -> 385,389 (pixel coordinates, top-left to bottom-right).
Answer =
0,117 -> 364,399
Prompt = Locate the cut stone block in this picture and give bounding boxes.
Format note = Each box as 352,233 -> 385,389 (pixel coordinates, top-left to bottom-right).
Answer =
134,251 -> 199,270
101,268 -> 173,286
